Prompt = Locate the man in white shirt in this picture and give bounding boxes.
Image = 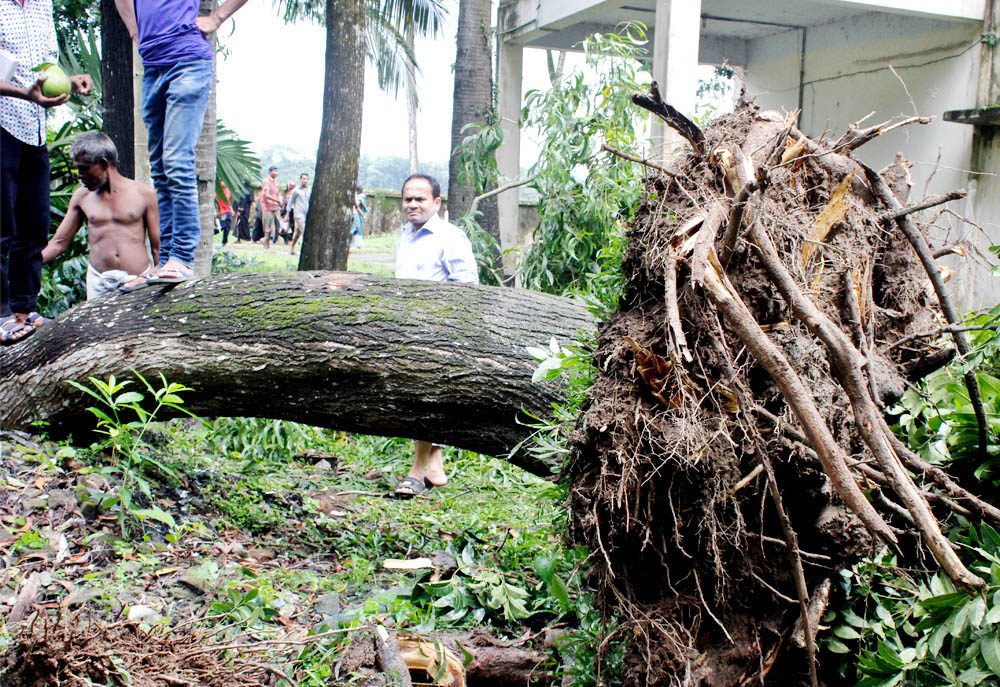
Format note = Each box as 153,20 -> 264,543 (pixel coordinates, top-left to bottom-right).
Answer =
393,173 -> 478,496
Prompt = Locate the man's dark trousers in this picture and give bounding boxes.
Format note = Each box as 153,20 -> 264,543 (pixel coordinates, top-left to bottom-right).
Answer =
0,126 -> 50,318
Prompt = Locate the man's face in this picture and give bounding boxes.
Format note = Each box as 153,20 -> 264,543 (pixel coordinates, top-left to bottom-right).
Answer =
300,175 -> 309,188
402,179 -> 441,227
75,160 -> 109,192
270,168 -> 278,179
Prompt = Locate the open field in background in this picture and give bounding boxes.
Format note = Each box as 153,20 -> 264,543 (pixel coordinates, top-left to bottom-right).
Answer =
214,232 -> 398,276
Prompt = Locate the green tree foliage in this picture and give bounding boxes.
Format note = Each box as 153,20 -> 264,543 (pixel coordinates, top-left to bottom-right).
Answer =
275,0 -> 447,95
496,26 -> 647,301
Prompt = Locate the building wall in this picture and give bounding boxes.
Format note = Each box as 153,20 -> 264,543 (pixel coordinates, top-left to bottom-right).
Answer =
744,12 -> 996,309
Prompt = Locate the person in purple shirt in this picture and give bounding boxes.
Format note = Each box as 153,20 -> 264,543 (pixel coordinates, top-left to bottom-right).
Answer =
114,0 -> 248,289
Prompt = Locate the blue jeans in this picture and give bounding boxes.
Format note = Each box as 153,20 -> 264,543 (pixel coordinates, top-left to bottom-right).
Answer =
142,59 -> 213,269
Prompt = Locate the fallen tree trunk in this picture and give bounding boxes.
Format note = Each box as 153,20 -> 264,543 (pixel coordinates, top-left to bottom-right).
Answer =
0,272 -> 593,474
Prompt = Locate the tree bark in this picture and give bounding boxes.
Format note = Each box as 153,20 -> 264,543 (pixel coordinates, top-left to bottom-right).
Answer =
448,0 -> 499,247
0,273 -> 592,474
100,0 -> 134,178
193,0 -> 218,278
299,0 -> 366,271
405,23 -> 419,176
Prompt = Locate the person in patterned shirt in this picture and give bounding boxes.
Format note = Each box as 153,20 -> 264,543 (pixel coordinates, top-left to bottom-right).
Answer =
0,0 -> 93,345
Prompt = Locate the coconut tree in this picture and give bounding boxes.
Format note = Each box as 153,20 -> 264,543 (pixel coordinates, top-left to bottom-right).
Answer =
277,0 -> 447,270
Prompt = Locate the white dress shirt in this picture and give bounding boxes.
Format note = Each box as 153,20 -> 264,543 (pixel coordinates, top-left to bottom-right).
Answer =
394,213 -> 479,283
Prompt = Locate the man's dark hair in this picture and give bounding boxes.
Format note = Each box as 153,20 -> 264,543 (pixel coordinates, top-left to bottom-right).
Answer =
268,165 -> 278,172
300,173 -> 309,179
71,131 -> 119,167
402,174 -> 440,199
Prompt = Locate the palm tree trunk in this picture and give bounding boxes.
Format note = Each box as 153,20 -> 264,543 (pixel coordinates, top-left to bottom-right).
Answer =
193,0 -> 218,277
298,0 -> 366,271
405,22 -> 419,175
100,0 -> 134,178
447,0 -> 498,246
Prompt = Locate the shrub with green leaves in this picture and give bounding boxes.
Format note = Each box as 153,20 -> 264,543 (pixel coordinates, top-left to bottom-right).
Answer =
517,25 -> 646,299
68,372 -> 198,536
821,523 -> 1000,686
205,417 -> 339,467
892,304 -> 1000,482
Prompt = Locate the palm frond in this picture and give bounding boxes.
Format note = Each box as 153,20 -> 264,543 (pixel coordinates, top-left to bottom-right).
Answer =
216,120 -> 260,200
275,0 -> 447,98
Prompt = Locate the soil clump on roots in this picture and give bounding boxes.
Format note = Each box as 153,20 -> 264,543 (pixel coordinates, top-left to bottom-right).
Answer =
569,100 -> 988,685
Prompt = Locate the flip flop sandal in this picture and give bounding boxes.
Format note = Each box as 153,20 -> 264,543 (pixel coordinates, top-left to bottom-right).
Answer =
148,265 -> 194,285
24,312 -> 48,329
119,270 -> 156,293
394,475 -> 432,498
0,316 -> 34,346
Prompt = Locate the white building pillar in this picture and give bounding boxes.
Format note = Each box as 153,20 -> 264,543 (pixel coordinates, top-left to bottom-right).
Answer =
651,0 -> 702,159
496,38 -> 523,277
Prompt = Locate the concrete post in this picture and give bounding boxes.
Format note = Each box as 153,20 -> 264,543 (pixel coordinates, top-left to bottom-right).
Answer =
496,38 -> 524,277
963,0 -> 1000,309
651,0 -> 702,159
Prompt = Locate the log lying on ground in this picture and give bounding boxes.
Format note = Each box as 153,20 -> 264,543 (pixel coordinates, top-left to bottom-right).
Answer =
0,272 -> 593,474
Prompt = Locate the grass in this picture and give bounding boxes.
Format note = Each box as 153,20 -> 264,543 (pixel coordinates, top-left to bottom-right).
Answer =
214,233 -> 398,276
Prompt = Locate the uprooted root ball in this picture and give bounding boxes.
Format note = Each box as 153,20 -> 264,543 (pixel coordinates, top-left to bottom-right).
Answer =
569,102 -> 964,685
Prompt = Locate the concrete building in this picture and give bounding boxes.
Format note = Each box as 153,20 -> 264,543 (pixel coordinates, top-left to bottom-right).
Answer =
497,0 -> 999,308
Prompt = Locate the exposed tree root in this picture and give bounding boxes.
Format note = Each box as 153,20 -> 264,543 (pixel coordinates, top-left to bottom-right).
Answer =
569,102 -> 993,685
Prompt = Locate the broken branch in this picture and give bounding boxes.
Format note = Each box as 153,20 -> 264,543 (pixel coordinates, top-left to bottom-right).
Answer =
632,81 -> 705,154
602,143 -> 677,178
876,190 -> 967,223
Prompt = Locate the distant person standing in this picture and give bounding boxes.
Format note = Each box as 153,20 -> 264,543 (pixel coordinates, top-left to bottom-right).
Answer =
392,174 -> 478,497
259,165 -> 281,249
287,173 -> 310,255
351,185 -> 367,249
114,0 -> 249,288
217,181 -> 233,246
1,0 -> 94,344
233,188 -> 251,243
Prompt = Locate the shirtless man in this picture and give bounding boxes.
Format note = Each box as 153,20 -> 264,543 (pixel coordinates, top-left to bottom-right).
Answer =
42,132 -> 160,299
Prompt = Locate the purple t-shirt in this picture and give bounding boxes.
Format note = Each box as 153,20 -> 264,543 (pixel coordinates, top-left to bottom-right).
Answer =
135,0 -> 212,66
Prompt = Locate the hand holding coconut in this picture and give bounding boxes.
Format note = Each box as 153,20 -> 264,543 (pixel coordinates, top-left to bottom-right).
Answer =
22,63 -> 92,108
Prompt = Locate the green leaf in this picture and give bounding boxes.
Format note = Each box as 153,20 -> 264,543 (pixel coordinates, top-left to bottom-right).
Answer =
969,596 -> 987,629
115,391 -> 144,405
842,608 -> 867,628
548,573 -> 572,614
985,602 -> 1000,625
454,640 -> 474,667
929,622 -> 950,655
134,507 -> 176,529
833,625 -> 862,640
825,638 -> 851,654
952,602 -> 973,637
958,666 -> 992,685
981,634 -> 1000,676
